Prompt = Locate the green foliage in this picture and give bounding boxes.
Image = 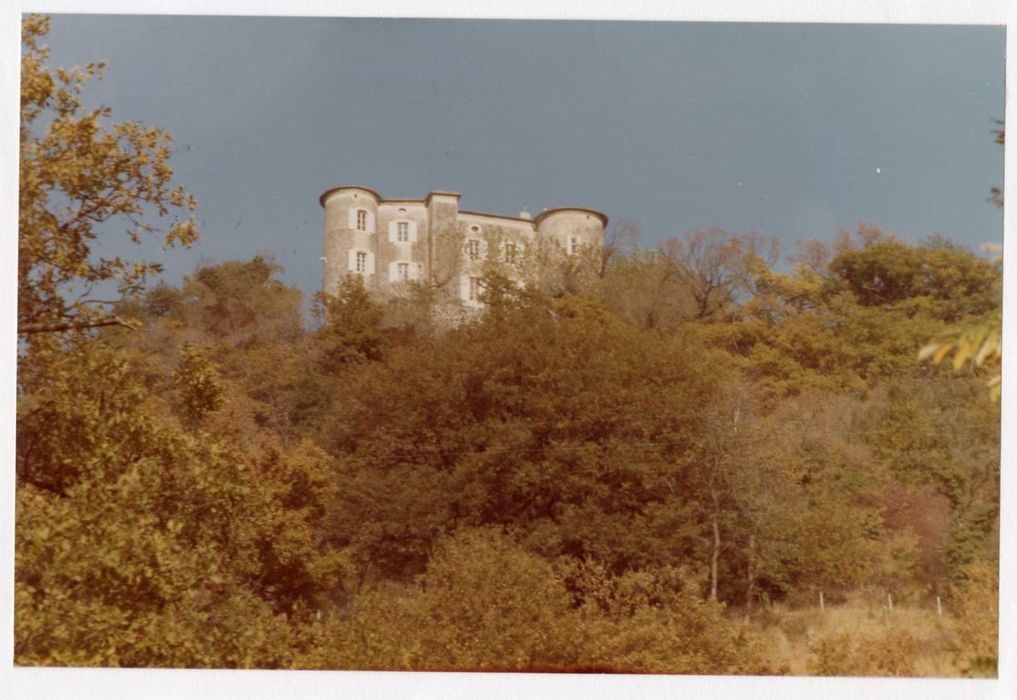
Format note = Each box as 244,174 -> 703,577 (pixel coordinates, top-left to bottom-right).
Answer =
860,378 -> 1000,586
827,232 -> 999,322
16,339 -> 343,666
323,292 -> 731,581
314,274 -> 386,370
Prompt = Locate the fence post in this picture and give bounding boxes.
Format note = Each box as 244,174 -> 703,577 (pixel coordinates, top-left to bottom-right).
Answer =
819,590 -> 825,612
936,595 -> 942,618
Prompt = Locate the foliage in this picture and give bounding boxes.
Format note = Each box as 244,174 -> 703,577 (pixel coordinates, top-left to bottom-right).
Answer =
949,561 -> 999,677
919,308 -> 1002,401
322,292 -> 731,582
296,528 -> 772,674
172,342 -> 225,426
19,15 -> 199,336
16,340 -> 343,666
314,274 -> 385,370
15,17 -> 1000,672
657,228 -> 778,320
808,630 -> 920,676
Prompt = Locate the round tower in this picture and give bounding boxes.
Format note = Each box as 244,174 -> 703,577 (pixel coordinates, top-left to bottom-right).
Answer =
320,185 -> 381,295
534,207 -> 608,254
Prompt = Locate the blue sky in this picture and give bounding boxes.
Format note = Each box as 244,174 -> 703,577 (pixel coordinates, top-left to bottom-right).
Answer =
39,15 -> 1004,301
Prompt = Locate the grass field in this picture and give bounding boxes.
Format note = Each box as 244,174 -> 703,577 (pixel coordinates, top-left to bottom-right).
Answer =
744,590 -> 994,677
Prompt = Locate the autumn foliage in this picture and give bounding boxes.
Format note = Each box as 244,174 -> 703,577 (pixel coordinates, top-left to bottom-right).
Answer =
15,16 -> 1000,675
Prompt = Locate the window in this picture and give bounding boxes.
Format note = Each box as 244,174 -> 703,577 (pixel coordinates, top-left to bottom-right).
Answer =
356,209 -> 367,231
569,236 -> 581,255
469,276 -> 481,302
467,238 -> 482,261
389,260 -> 418,282
504,242 -> 519,264
348,249 -> 375,275
389,220 -> 416,243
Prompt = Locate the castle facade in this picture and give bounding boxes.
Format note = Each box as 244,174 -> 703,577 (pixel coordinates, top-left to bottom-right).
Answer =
319,185 -> 607,304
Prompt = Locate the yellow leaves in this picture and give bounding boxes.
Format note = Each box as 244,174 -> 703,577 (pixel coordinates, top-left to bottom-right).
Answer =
918,311 -> 1002,401
19,15 -> 201,336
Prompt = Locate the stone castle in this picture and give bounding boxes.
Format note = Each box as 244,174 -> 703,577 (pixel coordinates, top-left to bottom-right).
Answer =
319,185 -> 607,305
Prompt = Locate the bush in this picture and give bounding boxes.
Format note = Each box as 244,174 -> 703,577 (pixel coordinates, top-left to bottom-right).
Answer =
949,561 -> 998,677
808,630 -> 919,676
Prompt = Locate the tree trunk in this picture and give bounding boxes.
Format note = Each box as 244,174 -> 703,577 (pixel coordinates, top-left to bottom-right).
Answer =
710,511 -> 720,602
708,462 -> 722,602
744,533 -> 757,623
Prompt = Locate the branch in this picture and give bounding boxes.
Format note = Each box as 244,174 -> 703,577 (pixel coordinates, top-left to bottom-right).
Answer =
18,315 -> 139,335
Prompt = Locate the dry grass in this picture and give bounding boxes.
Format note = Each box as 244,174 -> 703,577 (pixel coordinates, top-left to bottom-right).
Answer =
746,593 -> 961,677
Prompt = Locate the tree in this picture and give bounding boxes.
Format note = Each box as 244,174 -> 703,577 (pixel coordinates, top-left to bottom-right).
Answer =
321,292 -> 729,582
918,311 -> 1001,400
593,250 -> 697,331
915,118 -> 1004,400
19,15 -> 199,336
598,219 -> 641,276
16,339 -> 346,666
658,229 -> 778,320
314,274 -> 386,371
827,230 -> 998,322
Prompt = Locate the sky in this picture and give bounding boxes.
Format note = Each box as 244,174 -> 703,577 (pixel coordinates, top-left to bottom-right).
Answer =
35,15 -> 1005,304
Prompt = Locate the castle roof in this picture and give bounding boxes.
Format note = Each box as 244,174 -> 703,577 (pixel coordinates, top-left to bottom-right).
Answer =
319,185 -> 607,228
533,207 -> 609,228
